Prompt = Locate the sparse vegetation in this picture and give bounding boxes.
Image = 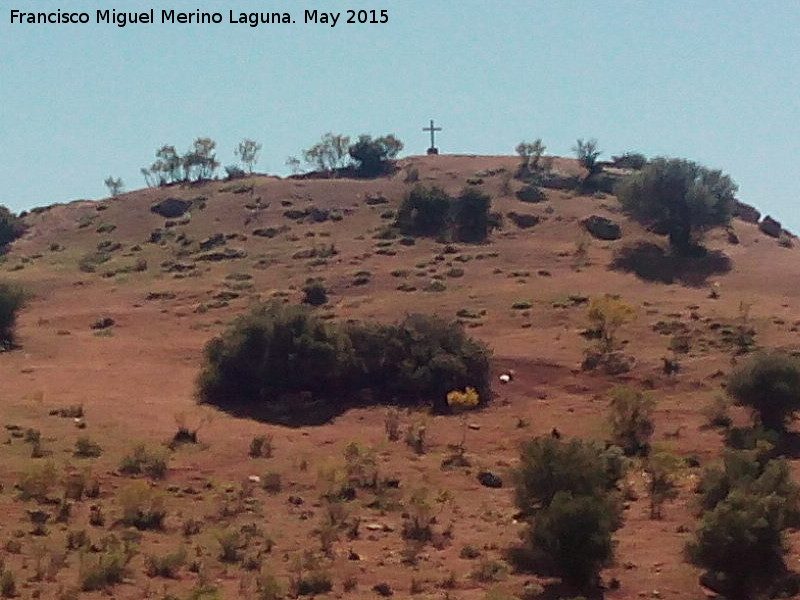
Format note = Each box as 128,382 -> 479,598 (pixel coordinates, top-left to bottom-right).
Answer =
0,282 -> 24,349
607,385 -> 655,456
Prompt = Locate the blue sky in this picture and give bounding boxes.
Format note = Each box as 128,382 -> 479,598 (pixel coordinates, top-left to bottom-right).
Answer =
2,1 -> 799,231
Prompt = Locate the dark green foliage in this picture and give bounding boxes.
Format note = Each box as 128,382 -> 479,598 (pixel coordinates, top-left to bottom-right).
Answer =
515,184 -> 545,203
396,185 -> 497,243
690,448 -> 800,599
453,188 -> 492,243
347,313 -> 492,412
198,302 -> 355,406
397,185 -> 451,237
689,491 -> 789,600
616,157 -> 737,254
197,302 -> 492,418
524,491 -> 616,589
511,436 -> 624,591
513,437 -> 623,518
611,152 -> 647,170
302,280 -> 328,306
728,352 -> 800,432
348,134 -> 403,177
0,206 -> 25,250
573,139 -> 602,175
0,282 -> 24,349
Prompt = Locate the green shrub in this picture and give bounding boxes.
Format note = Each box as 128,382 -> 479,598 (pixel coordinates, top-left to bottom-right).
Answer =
301,280 -> 328,306
119,444 -> 168,479
397,185 -> 497,243
521,491 -> 616,589
0,282 -> 24,349
145,546 -> 187,578
80,549 -> 128,591
197,302 -> 492,415
249,434 -> 274,458
728,351 -> 800,432
74,436 -> 103,458
688,490 -> 788,599
513,437 -> 622,518
118,481 -> 166,530
607,385 -> 655,456
616,157 -> 737,254
348,134 -> 403,177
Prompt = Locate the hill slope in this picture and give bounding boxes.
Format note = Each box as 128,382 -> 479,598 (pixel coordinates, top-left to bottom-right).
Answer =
1,154 -> 800,599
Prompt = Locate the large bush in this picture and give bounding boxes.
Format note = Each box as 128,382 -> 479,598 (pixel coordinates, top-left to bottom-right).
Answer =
348,134 -> 403,177
197,302 -> 492,420
728,352 -> 800,432
616,157 -> 737,255
396,184 -> 496,243
0,283 -> 24,349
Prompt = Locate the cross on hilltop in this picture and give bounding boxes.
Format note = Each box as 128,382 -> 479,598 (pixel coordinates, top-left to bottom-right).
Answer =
423,119 -> 442,155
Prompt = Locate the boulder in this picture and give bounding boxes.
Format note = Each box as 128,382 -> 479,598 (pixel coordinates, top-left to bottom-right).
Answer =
151,198 -> 191,219
515,184 -> 545,203
582,215 -> 621,240
759,215 -> 782,238
734,201 -> 761,224
477,470 -> 503,488
507,212 -> 540,229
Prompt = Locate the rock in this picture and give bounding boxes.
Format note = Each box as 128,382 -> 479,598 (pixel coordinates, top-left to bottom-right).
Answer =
515,184 -> 545,203
477,471 -> 503,488
759,215 -> 782,238
151,197 -> 191,219
582,215 -> 621,240
507,212 -> 540,229
199,233 -> 225,251
247,475 -> 261,484
372,583 -> 393,597
734,200 -> 761,224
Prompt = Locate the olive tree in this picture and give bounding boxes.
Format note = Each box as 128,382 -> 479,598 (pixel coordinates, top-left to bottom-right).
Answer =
616,157 -> 737,255
728,351 -> 800,432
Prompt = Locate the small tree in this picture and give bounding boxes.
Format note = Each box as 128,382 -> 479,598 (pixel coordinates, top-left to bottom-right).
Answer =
645,451 -> 681,519
572,138 -> 602,175
512,436 -> 623,592
513,437 -> 620,517
587,295 -> 635,354
285,156 -> 303,175
303,133 -> 351,175
0,282 -> 24,349
524,491 -> 616,590
616,157 -> 737,255
348,134 -> 403,177
184,137 -> 219,181
607,385 -> 654,456
154,145 -> 182,183
689,491 -> 788,600
515,139 -> 546,176
236,139 -> 262,173
728,352 -> 800,433
104,176 -> 124,197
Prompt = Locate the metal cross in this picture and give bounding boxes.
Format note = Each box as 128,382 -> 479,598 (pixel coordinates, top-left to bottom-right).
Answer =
422,119 -> 442,151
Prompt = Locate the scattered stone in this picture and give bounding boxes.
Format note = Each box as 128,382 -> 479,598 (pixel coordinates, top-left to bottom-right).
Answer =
372,583 -> 393,597
196,248 -> 247,261
477,471 -> 503,488
759,215 -> 782,238
733,200 -> 761,224
582,215 -> 622,240
247,475 -> 261,484
151,197 -> 191,219
287,495 -> 304,506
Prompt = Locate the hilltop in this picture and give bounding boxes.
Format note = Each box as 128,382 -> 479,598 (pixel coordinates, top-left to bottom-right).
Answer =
1,153 -> 799,600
